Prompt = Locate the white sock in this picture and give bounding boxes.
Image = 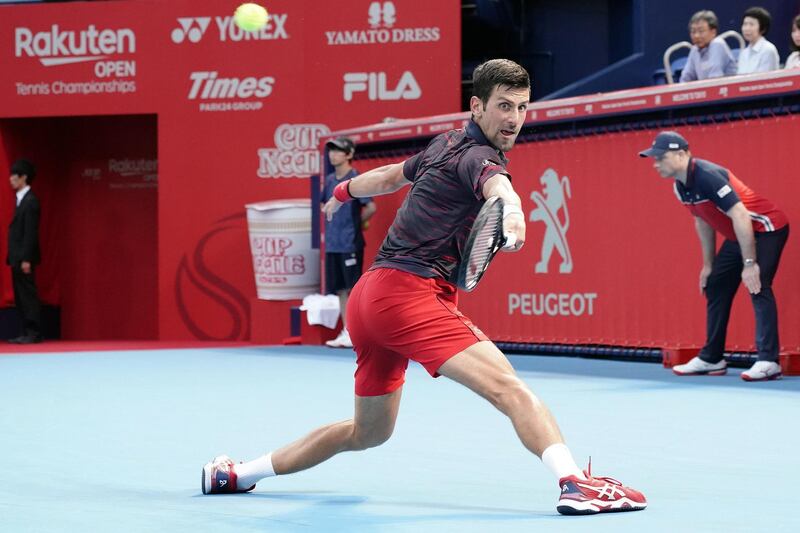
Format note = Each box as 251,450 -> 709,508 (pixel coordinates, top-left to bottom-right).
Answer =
541,443 -> 585,480
234,453 -> 276,488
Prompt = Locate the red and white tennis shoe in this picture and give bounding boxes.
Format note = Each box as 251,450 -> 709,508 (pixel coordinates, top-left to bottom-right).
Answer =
201,455 -> 256,495
557,460 -> 646,515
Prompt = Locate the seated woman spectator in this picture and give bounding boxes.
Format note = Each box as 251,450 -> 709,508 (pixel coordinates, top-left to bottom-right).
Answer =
785,14 -> 800,69
738,6 -> 780,74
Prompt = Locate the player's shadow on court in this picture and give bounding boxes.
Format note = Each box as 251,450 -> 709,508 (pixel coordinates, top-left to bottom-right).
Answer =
245,491 -> 553,526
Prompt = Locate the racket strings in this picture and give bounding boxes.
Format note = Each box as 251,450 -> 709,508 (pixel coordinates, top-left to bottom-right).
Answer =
465,215 -> 502,286
457,196 -> 505,291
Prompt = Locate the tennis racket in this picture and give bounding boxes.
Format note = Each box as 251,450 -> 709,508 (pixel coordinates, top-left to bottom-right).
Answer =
456,196 -> 517,291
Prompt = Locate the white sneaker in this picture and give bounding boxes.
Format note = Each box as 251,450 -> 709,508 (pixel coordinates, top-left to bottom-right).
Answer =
325,329 -> 352,348
672,356 -> 727,376
741,361 -> 782,382
201,455 -> 255,494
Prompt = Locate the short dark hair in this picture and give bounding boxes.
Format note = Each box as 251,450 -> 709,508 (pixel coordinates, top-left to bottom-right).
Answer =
10,159 -> 36,184
791,14 -> 800,52
689,10 -> 719,32
744,6 -> 772,36
472,59 -> 530,107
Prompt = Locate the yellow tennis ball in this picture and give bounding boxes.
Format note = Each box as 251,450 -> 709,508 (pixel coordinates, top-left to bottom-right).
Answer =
233,3 -> 269,32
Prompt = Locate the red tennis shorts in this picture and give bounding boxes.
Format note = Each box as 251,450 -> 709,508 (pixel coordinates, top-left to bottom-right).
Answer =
347,267 -> 489,397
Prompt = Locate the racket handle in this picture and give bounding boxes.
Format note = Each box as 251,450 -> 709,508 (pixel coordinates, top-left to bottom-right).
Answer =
502,233 -> 517,249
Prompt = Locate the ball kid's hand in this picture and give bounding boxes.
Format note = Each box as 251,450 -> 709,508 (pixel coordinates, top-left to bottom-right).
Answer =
323,197 -> 343,221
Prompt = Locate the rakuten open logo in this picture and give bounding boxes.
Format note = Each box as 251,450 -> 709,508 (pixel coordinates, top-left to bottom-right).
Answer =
171,18 -> 211,44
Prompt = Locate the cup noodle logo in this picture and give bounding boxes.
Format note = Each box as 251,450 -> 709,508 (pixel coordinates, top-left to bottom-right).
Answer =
326,1 -> 440,45
258,124 -> 331,178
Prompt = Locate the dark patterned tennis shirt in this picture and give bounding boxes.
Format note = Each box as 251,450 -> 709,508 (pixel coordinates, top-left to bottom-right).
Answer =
371,120 -> 510,282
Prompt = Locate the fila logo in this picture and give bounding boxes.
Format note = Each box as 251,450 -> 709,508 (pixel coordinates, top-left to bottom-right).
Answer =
171,18 -> 211,44
343,71 -> 421,102
368,1 -> 396,28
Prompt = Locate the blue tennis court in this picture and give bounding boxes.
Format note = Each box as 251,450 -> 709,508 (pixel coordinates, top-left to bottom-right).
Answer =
1,345 -> 797,532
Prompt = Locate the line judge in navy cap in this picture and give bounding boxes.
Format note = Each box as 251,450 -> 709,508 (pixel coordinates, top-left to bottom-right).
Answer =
639,131 -> 789,381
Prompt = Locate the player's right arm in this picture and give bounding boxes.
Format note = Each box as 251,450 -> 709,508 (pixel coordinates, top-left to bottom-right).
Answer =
694,216 -> 716,294
483,173 -> 525,251
323,162 -> 409,221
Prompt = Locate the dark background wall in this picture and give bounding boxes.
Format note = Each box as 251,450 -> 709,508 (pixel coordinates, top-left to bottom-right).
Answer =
462,0 -> 800,105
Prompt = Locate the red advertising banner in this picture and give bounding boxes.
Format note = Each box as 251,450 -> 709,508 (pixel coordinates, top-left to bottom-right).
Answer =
349,117 -> 800,354
465,119 -> 798,353
0,0 -> 461,340
328,71 -> 800,354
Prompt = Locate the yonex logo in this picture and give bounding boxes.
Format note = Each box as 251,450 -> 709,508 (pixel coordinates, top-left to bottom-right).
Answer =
218,479 -> 227,487
171,18 -> 211,43
172,15 -> 288,44
368,1 -> 396,28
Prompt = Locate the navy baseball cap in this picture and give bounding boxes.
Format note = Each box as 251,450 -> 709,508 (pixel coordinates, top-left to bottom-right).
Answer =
325,136 -> 355,153
638,131 -> 689,157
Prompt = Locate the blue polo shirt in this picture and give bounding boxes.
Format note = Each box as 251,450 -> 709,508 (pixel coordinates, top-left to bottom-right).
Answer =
322,168 -> 373,253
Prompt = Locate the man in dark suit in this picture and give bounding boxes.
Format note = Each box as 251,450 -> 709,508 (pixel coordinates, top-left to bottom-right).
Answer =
7,159 -> 42,344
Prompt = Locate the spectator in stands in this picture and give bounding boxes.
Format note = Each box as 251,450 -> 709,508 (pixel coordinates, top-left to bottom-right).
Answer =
784,14 -> 800,69
737,6 -> 780,74
320,137 -> 376,348
639,132 -> 789,382
680,10 -> 737,82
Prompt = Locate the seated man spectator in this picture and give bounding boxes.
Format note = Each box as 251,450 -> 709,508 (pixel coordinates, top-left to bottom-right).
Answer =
738,6 -> 779,74
680,10 -> 737,82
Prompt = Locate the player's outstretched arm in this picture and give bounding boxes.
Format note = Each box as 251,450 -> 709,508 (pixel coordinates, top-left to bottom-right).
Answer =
350,162 -> 410,197
482,173 -> 525,251
323,162 -> 409,221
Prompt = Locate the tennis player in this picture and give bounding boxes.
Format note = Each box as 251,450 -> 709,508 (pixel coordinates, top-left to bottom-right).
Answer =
202,59 -> 646,515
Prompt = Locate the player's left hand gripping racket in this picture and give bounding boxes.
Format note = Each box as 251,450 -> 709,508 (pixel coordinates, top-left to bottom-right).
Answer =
456,196 -> 517,291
